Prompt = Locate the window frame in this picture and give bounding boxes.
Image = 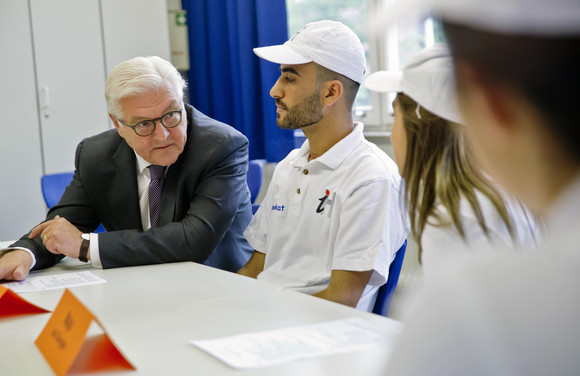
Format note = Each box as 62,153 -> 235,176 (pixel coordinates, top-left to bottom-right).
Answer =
362,0 -> 440,130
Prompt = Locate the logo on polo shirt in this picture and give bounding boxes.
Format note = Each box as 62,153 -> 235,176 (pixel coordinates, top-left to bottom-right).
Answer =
272,204 -> 285,212
316,189 -> 335,216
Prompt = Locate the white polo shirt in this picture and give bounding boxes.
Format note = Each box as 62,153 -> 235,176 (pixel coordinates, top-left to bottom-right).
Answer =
244,123 -> 408,311
421,189 -> 539,280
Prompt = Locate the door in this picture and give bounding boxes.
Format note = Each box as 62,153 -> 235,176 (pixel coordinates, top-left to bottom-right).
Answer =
0,0 -> 47,240
30,0 -> 110,174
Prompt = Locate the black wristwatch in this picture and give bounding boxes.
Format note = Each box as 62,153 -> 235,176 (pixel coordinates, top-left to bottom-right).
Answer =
79,233 -> 90,262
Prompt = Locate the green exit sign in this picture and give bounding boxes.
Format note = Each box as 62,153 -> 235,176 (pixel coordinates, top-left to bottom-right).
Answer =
175,12 -> 187,26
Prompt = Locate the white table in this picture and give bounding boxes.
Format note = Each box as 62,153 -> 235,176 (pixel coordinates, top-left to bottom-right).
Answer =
0,260 -> 402,375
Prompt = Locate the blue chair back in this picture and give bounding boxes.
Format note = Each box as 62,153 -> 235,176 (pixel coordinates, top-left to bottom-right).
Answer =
252,204 -> 260,215
41,172 -> 74,209
41,172 -> 105,233
247,160 -> 265,204
293,130 -> 307,149
372,239 -> 407,316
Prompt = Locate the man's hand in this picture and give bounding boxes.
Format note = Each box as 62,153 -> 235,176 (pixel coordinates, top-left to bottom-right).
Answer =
0,250 -> 33,280
29,215 -> 83,259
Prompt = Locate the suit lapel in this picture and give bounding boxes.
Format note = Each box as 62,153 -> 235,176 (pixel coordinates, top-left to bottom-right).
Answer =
107,142 -> 142,230
159,106 -> 194,226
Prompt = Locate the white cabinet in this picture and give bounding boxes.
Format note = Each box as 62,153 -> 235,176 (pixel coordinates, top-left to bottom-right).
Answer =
0,0 -> 170,240
0,0 -> 47,239
31,0 -> 110,174
101,0 -> 171,73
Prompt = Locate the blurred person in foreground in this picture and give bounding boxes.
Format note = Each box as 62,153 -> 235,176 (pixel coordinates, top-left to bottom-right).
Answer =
376,0 -> 580,374
364,44 -> 538,279
0,56 -> 253,279
238,20 -> 408,311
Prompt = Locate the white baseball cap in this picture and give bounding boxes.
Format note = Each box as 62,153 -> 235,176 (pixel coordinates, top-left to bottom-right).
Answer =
253,20 -> 366,84
364,44 -> 464,124
370,0 -> 580,36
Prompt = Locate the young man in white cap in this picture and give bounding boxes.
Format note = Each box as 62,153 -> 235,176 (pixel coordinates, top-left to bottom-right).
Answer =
375,0 -> 580,374
238,20 -> 408,311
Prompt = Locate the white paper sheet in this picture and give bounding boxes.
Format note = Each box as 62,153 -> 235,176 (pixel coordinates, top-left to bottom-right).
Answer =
2,271 -> 106,293
190,317 -> 403,369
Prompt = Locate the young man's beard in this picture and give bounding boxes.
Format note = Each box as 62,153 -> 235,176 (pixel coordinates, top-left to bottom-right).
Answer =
276,89 -> 324,130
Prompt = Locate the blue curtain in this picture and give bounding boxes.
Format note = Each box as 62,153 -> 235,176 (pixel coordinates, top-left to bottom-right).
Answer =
181,0 -> 294,162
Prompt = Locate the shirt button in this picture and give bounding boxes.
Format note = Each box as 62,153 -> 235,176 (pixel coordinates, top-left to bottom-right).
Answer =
297,188 -> 301,194
303,169 -> 309,175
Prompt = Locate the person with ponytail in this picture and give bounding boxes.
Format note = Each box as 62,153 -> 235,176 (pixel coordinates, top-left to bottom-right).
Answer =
365,44 -> 538,278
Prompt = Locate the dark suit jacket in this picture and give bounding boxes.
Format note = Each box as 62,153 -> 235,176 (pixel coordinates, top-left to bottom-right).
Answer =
12,104 -> 253,272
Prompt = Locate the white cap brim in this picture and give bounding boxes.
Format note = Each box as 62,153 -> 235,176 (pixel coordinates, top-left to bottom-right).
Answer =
364,44 -> 464,125
364,71 -> 404,93
253,45 -> 312,65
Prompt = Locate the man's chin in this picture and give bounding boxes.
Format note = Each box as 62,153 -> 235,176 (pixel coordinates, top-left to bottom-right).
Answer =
148,149 -> 181,166
276,121 -> 317,131
277,123 -> 296,130
276,119 -> 289,129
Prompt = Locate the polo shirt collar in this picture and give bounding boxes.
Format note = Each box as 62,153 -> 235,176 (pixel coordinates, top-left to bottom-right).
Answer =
292,122 -> 365,170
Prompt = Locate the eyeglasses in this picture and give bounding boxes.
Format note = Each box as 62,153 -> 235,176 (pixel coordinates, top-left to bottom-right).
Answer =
116,109 -> 183,137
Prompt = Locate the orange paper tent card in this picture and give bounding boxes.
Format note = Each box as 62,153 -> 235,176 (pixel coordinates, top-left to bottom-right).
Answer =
35,289 -> 135,376
0,284 -> 50,318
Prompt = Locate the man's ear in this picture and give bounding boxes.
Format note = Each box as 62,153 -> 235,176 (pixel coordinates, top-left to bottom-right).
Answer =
109,113 -> 123,134
322,80 -> 344,107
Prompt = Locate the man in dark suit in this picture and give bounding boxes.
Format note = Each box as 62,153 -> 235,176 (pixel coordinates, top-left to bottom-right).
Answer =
0,56 -> 253,280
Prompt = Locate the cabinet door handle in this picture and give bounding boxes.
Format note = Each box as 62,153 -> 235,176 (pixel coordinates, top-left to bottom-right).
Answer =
40,86 -> 50,118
